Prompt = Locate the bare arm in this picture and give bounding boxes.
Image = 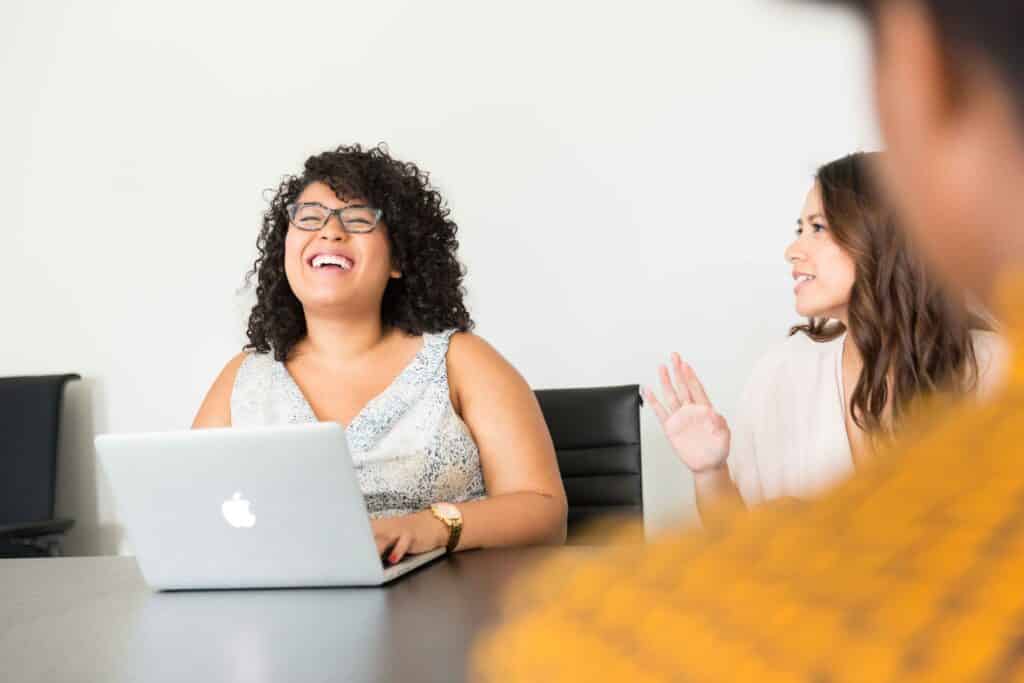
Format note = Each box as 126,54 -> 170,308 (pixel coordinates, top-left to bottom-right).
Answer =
191,352 -> 248,429
447,333 -> 568,549
692,465 -> 745,524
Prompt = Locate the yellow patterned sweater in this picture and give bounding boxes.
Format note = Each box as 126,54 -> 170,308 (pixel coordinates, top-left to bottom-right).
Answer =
474,283 -> 1024,683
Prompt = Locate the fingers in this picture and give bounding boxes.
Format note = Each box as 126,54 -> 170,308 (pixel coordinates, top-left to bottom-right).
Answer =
642,387 -> 670,424
669,354 -> 695,404
389,533 -> 413,565
658,365 -> 684,411
371,519 -> 397,556
375,532 -> 395,557
649,353 -> 700,420
673,353 -> 712,407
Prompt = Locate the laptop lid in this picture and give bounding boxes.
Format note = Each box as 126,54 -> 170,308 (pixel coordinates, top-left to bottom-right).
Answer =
97,422 -> 393,589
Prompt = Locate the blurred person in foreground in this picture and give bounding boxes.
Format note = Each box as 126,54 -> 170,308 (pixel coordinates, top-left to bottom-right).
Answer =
474,1 -> 1024,680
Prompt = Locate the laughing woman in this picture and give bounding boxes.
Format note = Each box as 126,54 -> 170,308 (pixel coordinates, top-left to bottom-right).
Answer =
193,144 -> 567,561
645,152 -> 1005,520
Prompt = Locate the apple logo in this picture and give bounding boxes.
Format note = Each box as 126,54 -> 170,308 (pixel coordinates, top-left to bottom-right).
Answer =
222,491 -> 256,528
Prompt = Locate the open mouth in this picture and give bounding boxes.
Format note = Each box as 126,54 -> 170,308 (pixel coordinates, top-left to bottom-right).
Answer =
793,273 -> 816,292
308,253 -> 354,271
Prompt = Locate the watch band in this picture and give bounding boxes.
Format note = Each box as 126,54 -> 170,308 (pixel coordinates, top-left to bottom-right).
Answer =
445,518 -> 462,553
430,503 -> 463,553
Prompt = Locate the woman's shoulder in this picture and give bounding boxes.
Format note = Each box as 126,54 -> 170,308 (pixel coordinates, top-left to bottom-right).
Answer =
753,330 -> 843,373
221,350 -> 271,388
219,351 -> 254,384
445,330 -> 509,371
222,349 -> 291,400
192,351 -> 253,429
442,330 -> 538,421
445,330 -> 524,390
740,330 -> 843,401
227,348 -> 280,382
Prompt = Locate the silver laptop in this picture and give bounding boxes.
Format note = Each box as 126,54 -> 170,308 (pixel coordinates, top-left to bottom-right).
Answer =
96,422 -> 445,590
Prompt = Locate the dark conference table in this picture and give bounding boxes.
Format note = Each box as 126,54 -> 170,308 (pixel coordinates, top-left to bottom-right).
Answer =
2,547 -> 575,683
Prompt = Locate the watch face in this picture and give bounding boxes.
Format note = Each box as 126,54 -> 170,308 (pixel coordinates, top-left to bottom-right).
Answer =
435,502 -> 460,521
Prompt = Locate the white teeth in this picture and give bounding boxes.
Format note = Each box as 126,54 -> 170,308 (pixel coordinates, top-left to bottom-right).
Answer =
312,254 -> 352,270
796,274 -> 815,284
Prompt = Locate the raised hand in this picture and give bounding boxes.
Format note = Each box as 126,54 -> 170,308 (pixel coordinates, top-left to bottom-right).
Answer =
643,353 -> 731,474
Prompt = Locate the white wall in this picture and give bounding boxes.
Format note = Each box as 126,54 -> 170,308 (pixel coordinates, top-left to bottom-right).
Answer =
1,0 -> 878,555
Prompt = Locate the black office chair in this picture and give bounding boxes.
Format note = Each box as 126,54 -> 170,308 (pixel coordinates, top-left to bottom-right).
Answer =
535,384 -> 643,544
0,374 -> 79,558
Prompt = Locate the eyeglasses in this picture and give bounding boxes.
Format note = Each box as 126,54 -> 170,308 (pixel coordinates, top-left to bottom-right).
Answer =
286,202 -> 383,234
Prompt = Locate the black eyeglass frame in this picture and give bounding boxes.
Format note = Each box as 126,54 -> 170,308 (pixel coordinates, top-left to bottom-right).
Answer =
285,202 -> 384,234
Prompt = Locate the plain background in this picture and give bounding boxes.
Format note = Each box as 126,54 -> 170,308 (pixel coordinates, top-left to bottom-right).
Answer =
1,0 -> 878,555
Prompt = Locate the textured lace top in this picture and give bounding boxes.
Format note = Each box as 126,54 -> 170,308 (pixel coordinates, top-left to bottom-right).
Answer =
230,329 -> 486,518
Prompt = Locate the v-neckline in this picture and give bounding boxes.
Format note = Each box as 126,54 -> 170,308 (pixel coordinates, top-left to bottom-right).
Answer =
279,335 -> 430,432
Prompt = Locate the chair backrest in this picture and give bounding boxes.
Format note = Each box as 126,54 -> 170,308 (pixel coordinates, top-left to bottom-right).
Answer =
534,385 -> 642,541
0,374 -> 79,524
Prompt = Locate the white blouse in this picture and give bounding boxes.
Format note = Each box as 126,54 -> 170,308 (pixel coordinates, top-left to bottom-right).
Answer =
727,329 -> 1006,505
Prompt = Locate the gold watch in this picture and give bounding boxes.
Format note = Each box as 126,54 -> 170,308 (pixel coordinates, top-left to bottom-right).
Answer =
430,502 -> 463,553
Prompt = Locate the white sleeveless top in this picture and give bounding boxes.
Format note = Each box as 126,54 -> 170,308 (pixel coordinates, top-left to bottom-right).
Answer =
230,329 -> 486,518
728,329 -> 1006,505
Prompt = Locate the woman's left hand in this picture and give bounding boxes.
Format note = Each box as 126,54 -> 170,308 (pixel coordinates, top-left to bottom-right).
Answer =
370,510 -> 448,565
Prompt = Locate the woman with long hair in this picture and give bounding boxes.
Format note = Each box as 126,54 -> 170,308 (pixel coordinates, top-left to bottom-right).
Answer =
193,144 -> 567,562
644,152 -> 1005,518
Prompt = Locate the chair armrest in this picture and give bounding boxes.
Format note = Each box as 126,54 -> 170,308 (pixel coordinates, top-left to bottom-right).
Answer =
0,518 -> 75,540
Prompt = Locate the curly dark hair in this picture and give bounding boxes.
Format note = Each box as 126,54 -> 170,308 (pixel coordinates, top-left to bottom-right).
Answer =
790,152 -> 988,436
244,143 -> 474,361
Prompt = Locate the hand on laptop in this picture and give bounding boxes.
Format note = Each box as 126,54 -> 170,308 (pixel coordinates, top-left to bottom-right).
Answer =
372,511 -> 448,565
